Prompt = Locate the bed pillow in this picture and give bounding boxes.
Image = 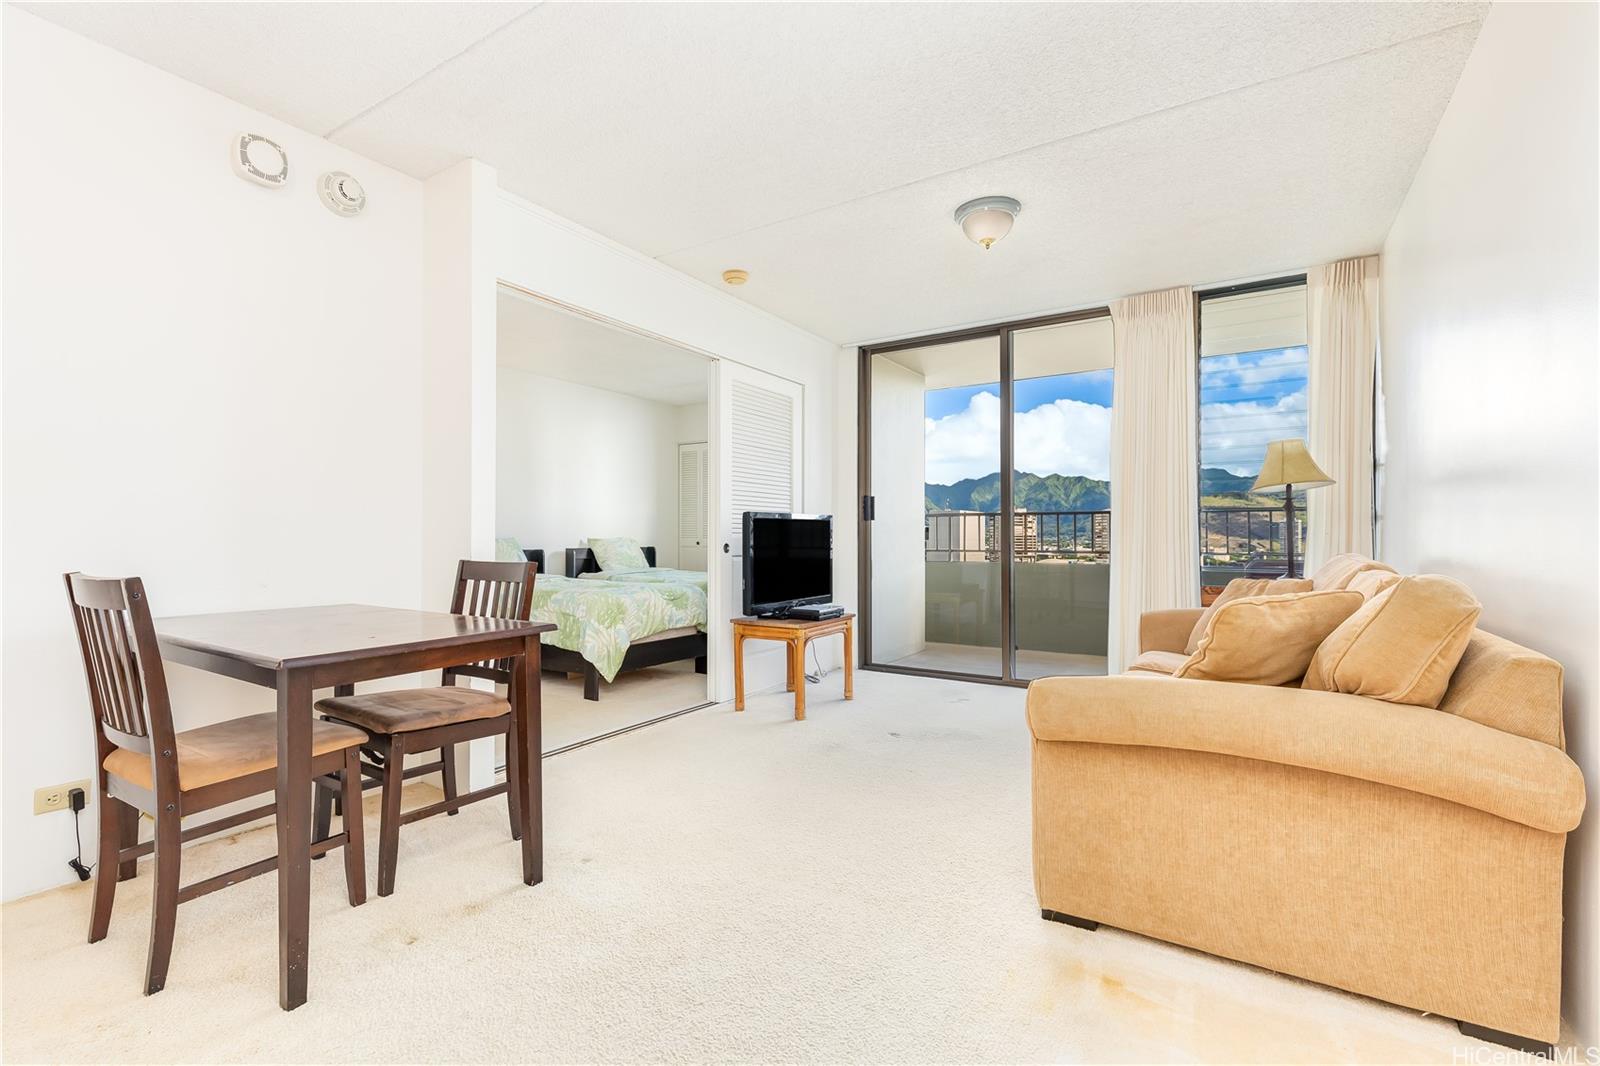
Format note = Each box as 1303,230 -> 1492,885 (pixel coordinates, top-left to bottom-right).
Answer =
1186,577 -> 1314,654
1302,575 -> 1481,708
1174,590 -> 1364,686
589,536 -> 649,572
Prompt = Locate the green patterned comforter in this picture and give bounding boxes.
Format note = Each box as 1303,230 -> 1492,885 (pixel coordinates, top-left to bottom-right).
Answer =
579,568 -> 708,592
531,575 -> 707,682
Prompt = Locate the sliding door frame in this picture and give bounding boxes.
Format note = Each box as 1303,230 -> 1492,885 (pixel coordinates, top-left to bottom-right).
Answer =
857,305 -> 1110,688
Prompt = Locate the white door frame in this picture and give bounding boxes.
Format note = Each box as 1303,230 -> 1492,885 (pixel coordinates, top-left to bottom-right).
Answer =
492,281 -> 802,708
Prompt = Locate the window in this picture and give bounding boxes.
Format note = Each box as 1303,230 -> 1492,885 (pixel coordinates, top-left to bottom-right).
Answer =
1197,281 -> 1309,591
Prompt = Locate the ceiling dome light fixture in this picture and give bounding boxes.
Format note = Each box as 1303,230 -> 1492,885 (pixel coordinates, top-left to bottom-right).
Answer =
954,195 -> 1022,249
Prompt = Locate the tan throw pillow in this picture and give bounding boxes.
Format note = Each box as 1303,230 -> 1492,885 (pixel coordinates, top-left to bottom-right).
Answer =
1303,575 -> 1482,708
1346,568 -> 1402,601
1175,590 -> 1365,686
1310,553 -> 1399,591
1186,577 -> 1313,654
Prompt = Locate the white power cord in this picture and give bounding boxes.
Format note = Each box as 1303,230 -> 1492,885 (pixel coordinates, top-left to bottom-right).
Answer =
805,643 -> 828,683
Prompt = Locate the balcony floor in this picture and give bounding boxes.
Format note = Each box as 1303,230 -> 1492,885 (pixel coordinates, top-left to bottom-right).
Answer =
883,642 -> 1108,680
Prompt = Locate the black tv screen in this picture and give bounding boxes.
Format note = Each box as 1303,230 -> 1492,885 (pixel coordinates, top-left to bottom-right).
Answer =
743,513 -> 832,616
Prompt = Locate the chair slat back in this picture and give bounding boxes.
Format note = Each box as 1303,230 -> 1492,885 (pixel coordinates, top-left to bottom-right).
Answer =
445,559 -> 539,685
64,573 -> 177,760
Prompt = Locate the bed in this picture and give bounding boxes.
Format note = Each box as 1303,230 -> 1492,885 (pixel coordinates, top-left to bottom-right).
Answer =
523,546 -> 708,701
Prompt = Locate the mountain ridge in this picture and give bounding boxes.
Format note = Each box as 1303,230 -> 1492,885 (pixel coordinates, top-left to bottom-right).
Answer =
925,468 -> 1273,512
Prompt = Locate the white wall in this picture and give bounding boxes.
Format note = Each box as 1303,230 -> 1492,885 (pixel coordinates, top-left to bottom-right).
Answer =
867,358 -> 928,661
497,369 -> 704,569
494,194 -> 840,694
423,159 -> 499,610
1,10 -> 428,899
1378,2 -> 1599,1044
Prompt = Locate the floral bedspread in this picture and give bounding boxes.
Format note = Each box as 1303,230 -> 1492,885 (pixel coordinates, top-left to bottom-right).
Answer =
531,574 -> 707,682
579,568 -> 709,592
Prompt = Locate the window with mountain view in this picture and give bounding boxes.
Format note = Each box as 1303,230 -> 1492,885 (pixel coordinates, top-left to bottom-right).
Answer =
1197,282 -> 1309,592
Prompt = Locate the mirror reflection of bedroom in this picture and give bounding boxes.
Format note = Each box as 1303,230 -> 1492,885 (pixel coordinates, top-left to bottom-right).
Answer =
495,286 -> 712,752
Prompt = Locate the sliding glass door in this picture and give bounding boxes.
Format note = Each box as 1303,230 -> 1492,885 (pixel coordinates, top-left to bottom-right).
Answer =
860,311 -> 1111,685
1009,318 -> 1113,680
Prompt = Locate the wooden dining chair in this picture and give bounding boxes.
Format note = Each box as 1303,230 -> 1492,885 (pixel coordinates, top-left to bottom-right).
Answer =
312,559 -> 537,897
64,573 -> 368,995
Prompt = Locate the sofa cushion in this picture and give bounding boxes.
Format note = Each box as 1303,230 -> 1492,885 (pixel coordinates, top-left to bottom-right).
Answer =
1186,577 -> 1314,654
1175,590 -> 1364,686
1140,608 -> 1205,654
1311,553 -> 1399,591
1438,629 -> 1565,747
1346,568 -> 1402,601
1303,575 -> 1482,708
1126,650 -> 1188,675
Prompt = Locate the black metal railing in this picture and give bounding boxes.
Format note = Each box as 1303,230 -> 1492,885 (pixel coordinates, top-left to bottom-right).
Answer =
925,510 -> 1110,563
1199,506 -> 1305,579
924,506 -> 1308,577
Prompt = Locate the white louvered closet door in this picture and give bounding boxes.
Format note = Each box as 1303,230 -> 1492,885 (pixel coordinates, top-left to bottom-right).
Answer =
677,442 -> 708,570
708,361 -> 803,700
725,380 -> 801,549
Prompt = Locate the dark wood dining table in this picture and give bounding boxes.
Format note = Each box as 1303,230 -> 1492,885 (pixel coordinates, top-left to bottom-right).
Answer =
153,603 -> 555,1010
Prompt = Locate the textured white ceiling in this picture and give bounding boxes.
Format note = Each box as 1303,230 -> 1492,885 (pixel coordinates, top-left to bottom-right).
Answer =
26,2 -> 1486,343
15,1 -> 534,136
662,21 -> 1482,341
497,288 -> 709,408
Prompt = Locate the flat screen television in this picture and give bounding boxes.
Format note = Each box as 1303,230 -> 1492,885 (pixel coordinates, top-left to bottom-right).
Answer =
743,512 -> 833,617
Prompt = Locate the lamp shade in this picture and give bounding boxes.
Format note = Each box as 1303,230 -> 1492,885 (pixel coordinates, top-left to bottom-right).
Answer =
1251,439 -> 1334,492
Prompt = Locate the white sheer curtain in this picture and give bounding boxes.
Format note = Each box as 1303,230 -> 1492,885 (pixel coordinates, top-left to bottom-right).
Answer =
1108,286 -> 1200,672
1305,255 -> 1379,572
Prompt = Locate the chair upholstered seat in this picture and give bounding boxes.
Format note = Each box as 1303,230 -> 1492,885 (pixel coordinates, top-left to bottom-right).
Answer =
315,687 -> 509,735
103,713 -> 367,792
1125,650 -> 1188,675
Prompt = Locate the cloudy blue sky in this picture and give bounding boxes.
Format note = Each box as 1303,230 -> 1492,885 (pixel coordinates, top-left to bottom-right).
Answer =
922,346 -> 1308,486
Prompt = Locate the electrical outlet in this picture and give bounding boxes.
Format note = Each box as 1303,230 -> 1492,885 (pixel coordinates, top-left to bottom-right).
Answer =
34,780 -> 90,815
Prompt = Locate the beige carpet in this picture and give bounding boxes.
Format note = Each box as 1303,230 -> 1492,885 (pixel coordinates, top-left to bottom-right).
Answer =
540,659 -> 709,752
0,672 -> 1566,1064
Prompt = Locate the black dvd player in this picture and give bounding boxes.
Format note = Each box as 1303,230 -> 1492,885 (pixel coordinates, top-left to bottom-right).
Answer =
788,603 -> 844,621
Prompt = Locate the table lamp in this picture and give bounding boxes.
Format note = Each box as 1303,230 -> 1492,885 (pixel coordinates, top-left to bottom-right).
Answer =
1250,439 -> 1334,579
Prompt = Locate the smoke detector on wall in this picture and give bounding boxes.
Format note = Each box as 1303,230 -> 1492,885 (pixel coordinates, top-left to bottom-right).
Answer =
318,172 -> 367,217
722,269 -> 749,286
231,133 -> 288,187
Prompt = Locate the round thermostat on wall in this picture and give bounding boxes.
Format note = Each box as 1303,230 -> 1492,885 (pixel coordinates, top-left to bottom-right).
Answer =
231,133 -> 288,187
318,172 -> 366,217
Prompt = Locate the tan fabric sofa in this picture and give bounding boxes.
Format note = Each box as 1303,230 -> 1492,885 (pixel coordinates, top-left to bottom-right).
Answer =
1028,593 -> 1585,1049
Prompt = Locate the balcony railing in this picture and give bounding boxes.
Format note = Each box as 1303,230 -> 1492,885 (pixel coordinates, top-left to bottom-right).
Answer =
925,507 -> 1308,580
925,510 -> 1109,563
1199,506 -> 1306,580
